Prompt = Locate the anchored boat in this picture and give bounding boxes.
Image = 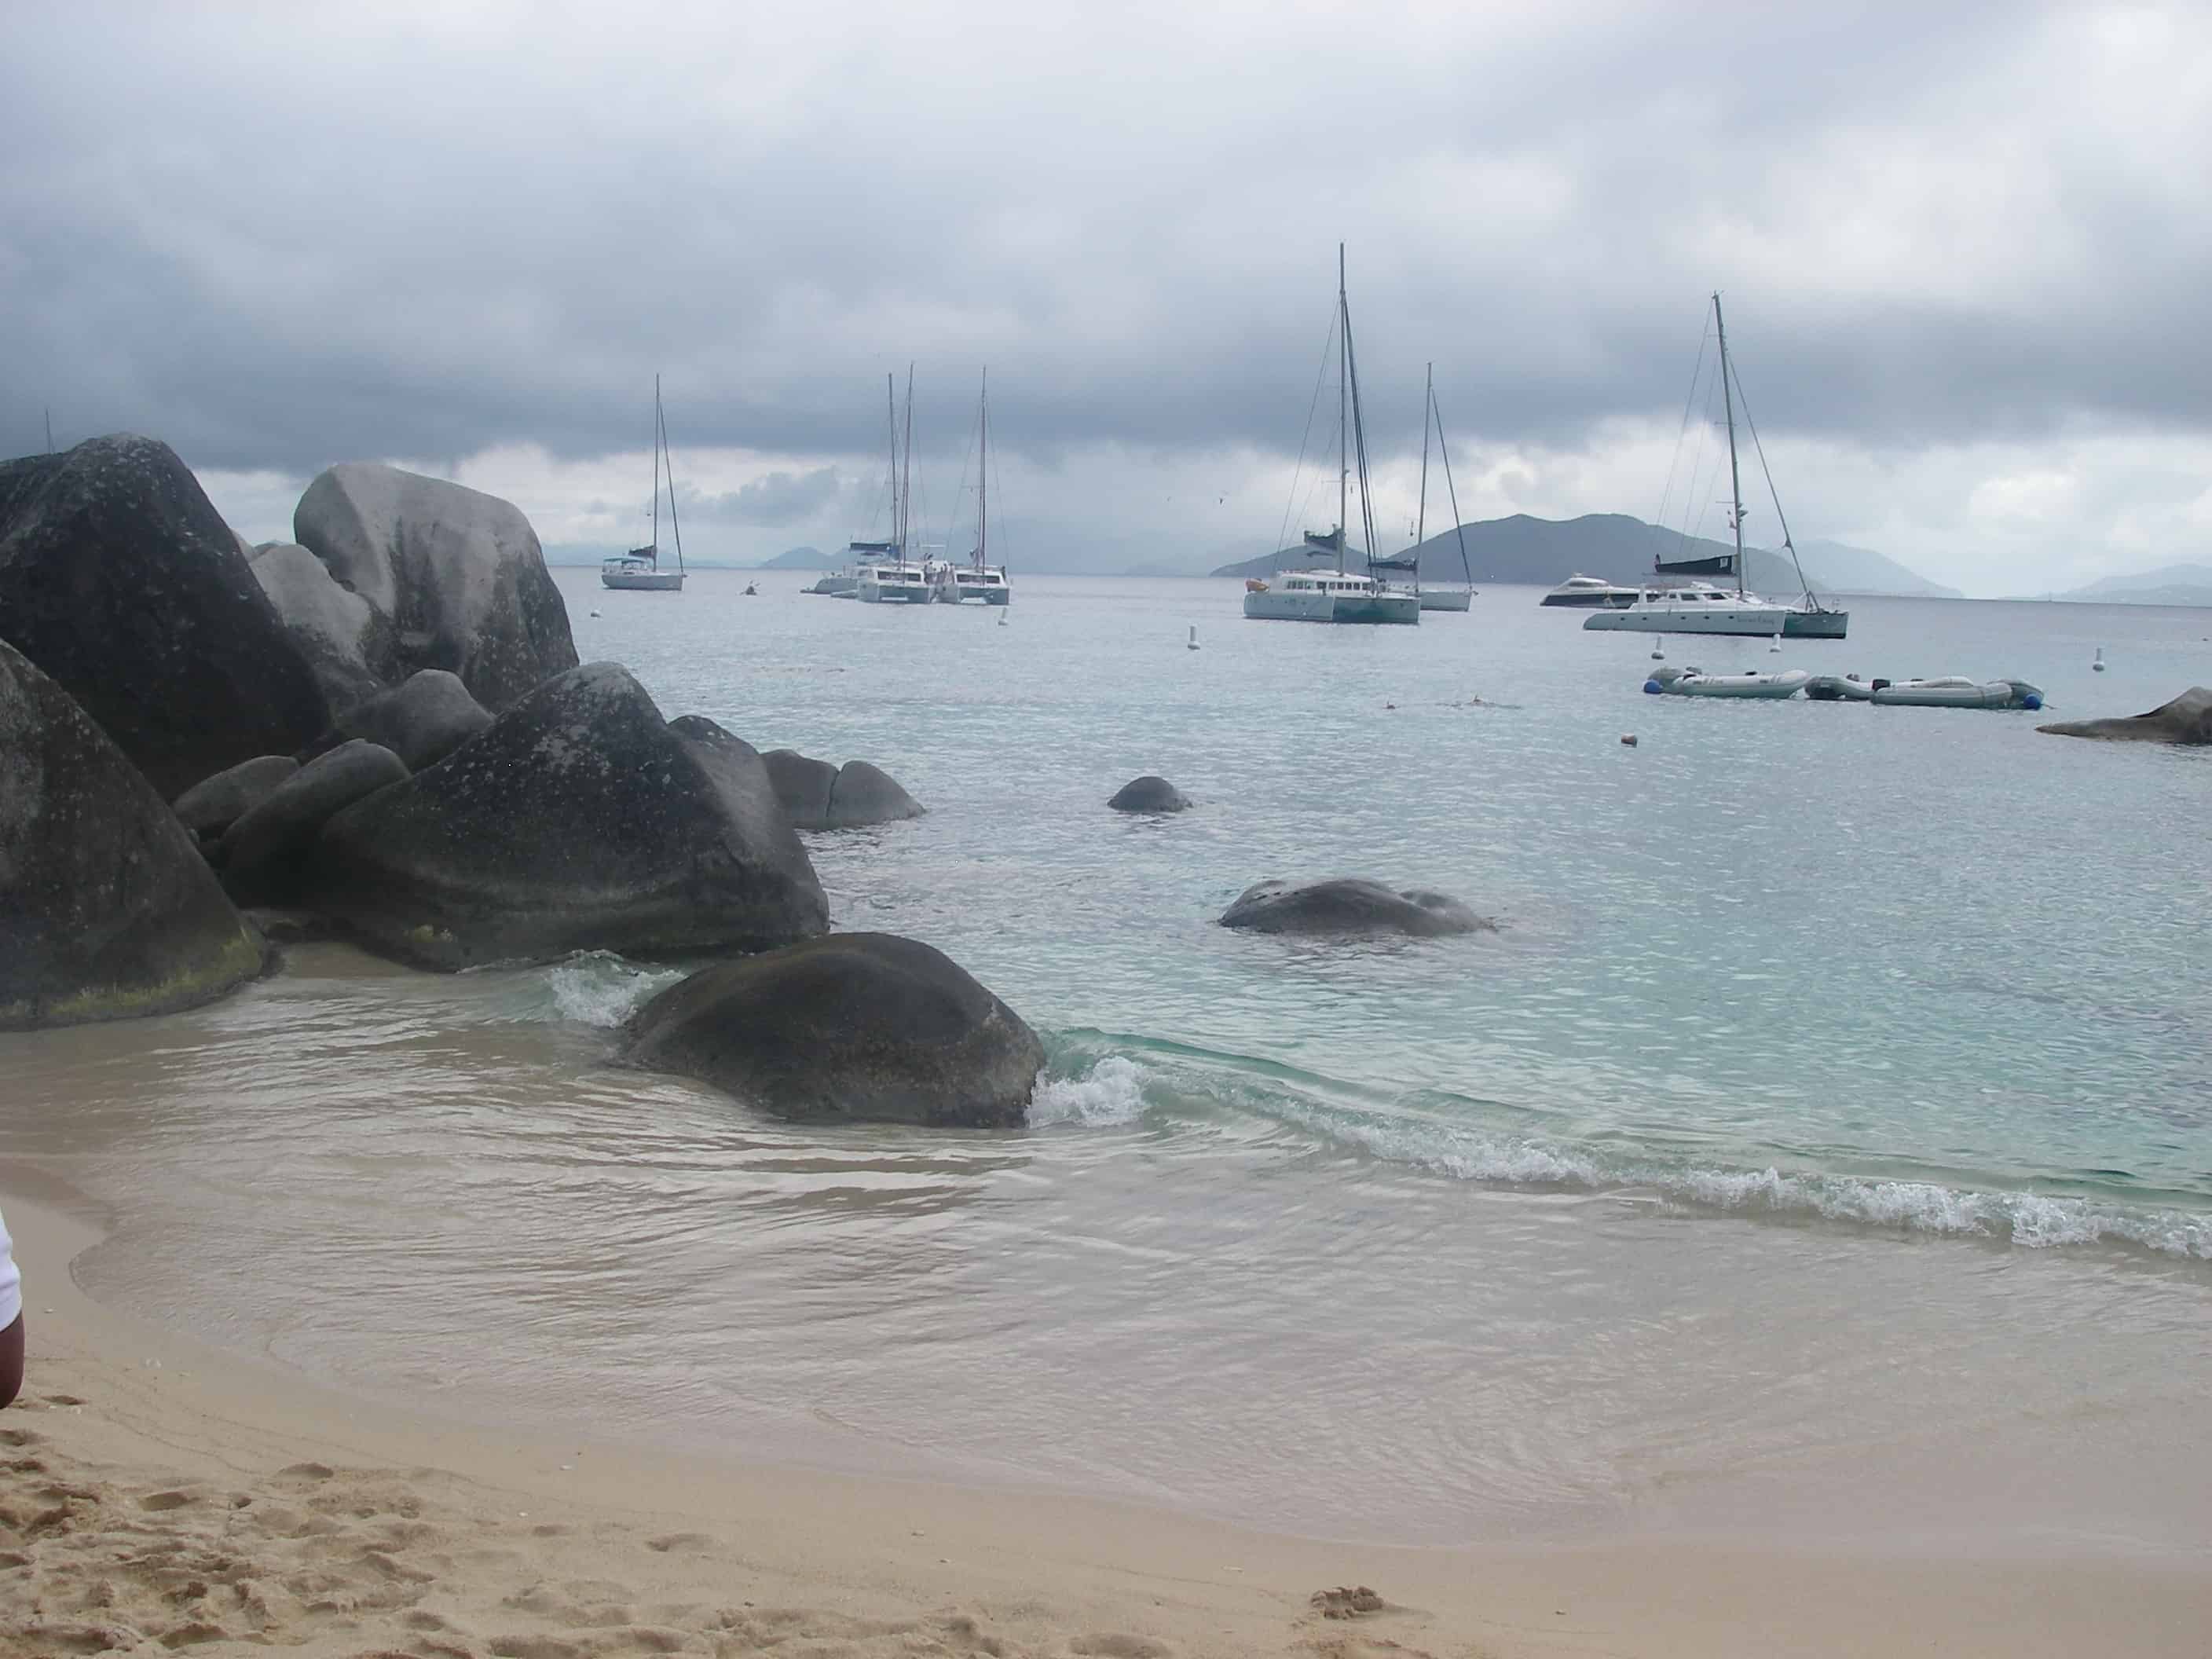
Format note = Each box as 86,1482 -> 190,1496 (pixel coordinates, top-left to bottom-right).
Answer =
1645,665 -> 1811,699
601,375 -> 686,591
1586,292 -> 1845,640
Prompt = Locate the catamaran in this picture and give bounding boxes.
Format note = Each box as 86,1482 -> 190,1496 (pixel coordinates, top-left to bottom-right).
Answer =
932,369 -> 1012,605
601,376 -> 686,591
1412,363 -> 1476,612
853,368 -> 934,605
1585,293 -> 1846,640
1244,246 -> 1419,626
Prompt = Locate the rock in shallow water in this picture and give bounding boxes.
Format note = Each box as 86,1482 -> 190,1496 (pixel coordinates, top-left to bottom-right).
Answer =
1108,775 -> 1191,813
312,665 -> 826,969
2038,686 -> 2212,745
624,932 -> 1043,1128
1,640 -> 266,1029
762,749 -> 925,830
1219,878 -> 1494,938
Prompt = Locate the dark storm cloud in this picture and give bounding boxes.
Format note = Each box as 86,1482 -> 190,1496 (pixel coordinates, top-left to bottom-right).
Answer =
2,1 -> 2205,479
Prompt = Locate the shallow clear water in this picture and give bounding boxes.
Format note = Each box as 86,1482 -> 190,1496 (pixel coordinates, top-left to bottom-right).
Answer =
5,573 -> 2210,1548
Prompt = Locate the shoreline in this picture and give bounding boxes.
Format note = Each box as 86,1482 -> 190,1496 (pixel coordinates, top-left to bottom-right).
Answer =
4,1178 -> 2209,1657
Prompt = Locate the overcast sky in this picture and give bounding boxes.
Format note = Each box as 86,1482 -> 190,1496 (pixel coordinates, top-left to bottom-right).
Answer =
5,1 -> 2207,593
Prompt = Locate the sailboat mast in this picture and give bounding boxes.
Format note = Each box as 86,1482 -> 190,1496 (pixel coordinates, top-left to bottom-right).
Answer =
976,368 -> 987,571
1337,243 -> 1349,576
651,374 -> 661,563
1714,292 -> 1745,598
901,363 -> 914,560
884,373 -> 899,554
1416,362 -> 1433,548
658,387 -> 685,573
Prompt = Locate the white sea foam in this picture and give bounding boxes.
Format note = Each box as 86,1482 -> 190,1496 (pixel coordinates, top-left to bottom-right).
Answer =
1029,1056 -> 1151,1127
542,953 -> 687,1027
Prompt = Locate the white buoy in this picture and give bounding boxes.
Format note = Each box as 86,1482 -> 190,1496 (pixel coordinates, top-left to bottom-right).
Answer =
2093,646 -> 2106,672
1770,634 -> 1783,653
589,609 -> 602,618
1650,646 -> 1664,661
997,610 -> 1008,626
1187,624 -> 1199,651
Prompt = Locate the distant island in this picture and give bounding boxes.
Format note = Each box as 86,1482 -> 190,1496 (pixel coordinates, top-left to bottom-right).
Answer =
756,545 -> 837,570
1207,513 -> 1961,599
2011,562 -> 2212,608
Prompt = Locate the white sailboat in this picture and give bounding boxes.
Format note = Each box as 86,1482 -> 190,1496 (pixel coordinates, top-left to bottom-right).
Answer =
1412,362 -> 1475,613
1585,294 -> 1846,640
1244,246 -> 1419,626
933,369 -> 1012,605
855,367 -> 933,605
600,375 -> 686,591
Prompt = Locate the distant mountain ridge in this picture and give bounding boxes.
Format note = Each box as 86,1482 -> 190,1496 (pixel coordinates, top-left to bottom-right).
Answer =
2019,562 -> 2212,607
757,544 -> 835,569
1206,513 -> 1958,598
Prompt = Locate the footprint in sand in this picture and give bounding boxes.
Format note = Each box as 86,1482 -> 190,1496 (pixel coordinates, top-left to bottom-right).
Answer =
1071,1634 -> 1177,1658
643,1531 -> 714,1555
1309,1586 -> 1386,1619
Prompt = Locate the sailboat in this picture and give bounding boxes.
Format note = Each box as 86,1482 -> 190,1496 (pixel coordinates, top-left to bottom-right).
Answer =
1243,246 -> 1419,625
854,367 -> 933,605
1411,364 -> 1475,613
600,376 -> 686,591
933,369 -> 1012,604
1584,294 -> 1846,639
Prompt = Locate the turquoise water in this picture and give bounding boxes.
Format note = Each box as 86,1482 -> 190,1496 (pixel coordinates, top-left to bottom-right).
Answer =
5,571 -> 2210,1547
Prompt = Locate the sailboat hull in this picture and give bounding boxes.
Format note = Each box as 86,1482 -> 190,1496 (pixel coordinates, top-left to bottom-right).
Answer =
1585,600 -> 1845,638
602,568 -> 683,591
1782,608 -> 1849,639
1243,588 -> 1419,624
1416,588 -> 1473,612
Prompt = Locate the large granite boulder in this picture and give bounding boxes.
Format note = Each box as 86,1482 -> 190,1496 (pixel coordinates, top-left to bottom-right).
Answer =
1108,775 -> 1191,813
1219,878 -> 1494,938
1,640 -> 266,1029
313,665 -> 827,969
0,434 -> 331,796
221,740 -> 409,905
293,463 -> 577,709
173,754 -> 299,839
763,749 -> 925,830
248,540 -> 388,710
624,932 -> 1043,1128
2038,687 -> 2212,745
309,668 -> 492,772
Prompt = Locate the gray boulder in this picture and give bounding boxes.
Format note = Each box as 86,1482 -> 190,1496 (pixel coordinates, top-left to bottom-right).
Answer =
0,434 -> 331,796
624,932 -> 1043,1128
313,668 -> 492,772
1108,775 -> 1191,813
762,748 -> 837,829
826,759 -> 925,829
248,540 -> 388,710
293,463 -> 577,709
313,664 -> 827,969
221,740 -> 409,905
1,640 -> 266,1029
173,754 -> 299,838
1220,878 -> 1494,938
2038,686 -> 2212,745
764,748 -> 925,830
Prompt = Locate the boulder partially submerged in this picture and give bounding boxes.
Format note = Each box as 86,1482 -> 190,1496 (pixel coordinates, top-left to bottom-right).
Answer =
763,748 -> 925,830
1108,775 -> 1191,813
1,641 -> 266,1029
2038,686 -> 2212,745
293,463 -> 577,709
313,665 -> 826,969
624,932 -> 1043,1128
1220,878 -> 1493,938
0,434 -> 330,796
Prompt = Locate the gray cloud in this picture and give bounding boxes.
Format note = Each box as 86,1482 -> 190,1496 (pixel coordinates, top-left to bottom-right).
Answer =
4,2 -> 2207,590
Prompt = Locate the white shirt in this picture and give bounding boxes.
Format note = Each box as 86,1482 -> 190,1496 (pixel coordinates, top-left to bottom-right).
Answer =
0,1207 -> 20,1329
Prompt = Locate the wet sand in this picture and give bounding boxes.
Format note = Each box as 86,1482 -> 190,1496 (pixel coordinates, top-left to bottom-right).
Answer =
2,1184 -> 2207,1658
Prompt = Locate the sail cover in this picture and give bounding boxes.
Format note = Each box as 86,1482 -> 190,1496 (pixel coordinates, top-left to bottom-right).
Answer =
1655,550 -> 1736,577
1368,555 -> 1419,572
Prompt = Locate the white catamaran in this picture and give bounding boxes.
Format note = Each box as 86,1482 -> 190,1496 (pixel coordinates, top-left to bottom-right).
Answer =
1585,293 -> 1846,640
932,369 -> 1011,605
854,368 -> 934,605
1244,246 -> 1419,626
601,375 -> 686,591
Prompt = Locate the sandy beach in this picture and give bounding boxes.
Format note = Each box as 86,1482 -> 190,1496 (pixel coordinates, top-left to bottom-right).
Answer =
0,1181 -> 2204,1659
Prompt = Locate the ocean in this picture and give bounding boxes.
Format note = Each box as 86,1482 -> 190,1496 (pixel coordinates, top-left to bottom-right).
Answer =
5,572 -> 2210,1551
